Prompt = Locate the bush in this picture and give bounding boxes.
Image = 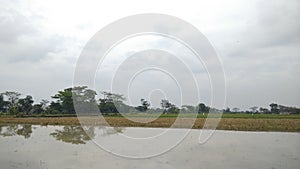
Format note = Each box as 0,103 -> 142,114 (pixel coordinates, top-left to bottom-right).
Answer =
15,112 -> 24,117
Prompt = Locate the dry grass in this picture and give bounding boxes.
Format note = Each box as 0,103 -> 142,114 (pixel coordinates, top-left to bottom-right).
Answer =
0,117 -> 300,132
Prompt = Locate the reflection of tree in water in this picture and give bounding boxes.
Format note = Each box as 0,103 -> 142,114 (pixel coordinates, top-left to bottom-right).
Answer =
101,127 -> 124,136
50,126 -> 95,144
0,124 -> 32,139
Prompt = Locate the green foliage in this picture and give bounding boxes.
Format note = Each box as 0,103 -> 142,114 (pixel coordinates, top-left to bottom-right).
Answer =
31,104 -> 43,114
0,94 -> 9,112
52,88 -> 75,114
198,103 -> 210,113
1,87 -> 300,116
18,95 -> 34,115
135,99 -> 150,112
98,91 -> 126,114
8,105 -> 19,115
270,103 -> 279,114
160,99 -> 179,114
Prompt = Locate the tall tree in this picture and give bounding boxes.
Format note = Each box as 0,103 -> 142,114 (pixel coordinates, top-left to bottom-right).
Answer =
73,86 -> 97,114
52,88 -> 74,114
2,91 -> 21,115
161,99 -> 179,114
73,86 -> 97,103
161,99 -> 171,114
18,95 -> 34,115
135,98 -> 150,112
99,91 -> 125,114
250,106 -> 258,114
198,103 -> 210,113
259,107 -> 269,114
232,108 -> 240,113
0,94 -> 9,113
40,99 -> 49,110
270,103 -> 279,114
181,105 -> 196,113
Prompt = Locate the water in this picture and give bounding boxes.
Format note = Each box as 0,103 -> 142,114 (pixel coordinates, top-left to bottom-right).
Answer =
0,124 -> 299,169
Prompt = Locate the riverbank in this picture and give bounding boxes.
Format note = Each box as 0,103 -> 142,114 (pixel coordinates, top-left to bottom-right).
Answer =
1,116 -> 300,132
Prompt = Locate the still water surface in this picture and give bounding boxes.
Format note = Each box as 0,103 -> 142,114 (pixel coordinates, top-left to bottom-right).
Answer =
0,124 -> 299,169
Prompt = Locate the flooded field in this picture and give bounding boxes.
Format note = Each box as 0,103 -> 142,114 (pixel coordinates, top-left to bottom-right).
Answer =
0,124 -> 299,169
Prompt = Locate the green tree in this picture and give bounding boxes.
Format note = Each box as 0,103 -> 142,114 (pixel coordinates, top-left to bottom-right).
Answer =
73,86 -> 97,114
259,107 -> 269,114
31,104 -> 43,114
270,103 -> 279,114
3,91 -> 21,106
0,94 -> 9,113
40,99 -> 49,110
2,91 -> 21,114
99,91 -> 125,115
161,99 -> 171,114
161,99 -> 179,114
46,101 -> 62,114
52,88 -> 74,114
181,105 -> 197,113
250,106 -> 259,114
198,103 -> 210,114
135,98 -> 150,112
224,107 -> 231,113
232,107 -> 240,113
18,95 -> 34,115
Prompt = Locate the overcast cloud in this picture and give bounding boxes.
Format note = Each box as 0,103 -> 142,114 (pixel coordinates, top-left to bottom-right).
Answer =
0,0 -> 299,110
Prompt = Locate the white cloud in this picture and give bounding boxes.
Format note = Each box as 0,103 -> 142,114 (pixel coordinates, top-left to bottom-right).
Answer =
0,0 -> 299,110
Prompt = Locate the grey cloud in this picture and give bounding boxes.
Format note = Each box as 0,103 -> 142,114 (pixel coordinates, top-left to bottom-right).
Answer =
0,9 -> 36,43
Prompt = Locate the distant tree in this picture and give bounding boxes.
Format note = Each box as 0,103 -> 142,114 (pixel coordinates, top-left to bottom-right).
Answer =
270,103 -> 279,114
52,88 -> 74,114
277,105 -> 300,114
232,108 -> 240,113
259,107 -> 269,114
31,104 -> 43,114
40,99 -> 49,110
135,99 -> 150,112
160,99 -> 179,114
100,91 -> 125,103
0,94 -> 9,113
168,104 -> 180,114
249,106 -> 258,114
46,101 -> 62,114
72,86 -> 97,114
198,103 -> 210,114
18,95 -> 34,115
99,91 -> 125,114
73,86 -> 97,103
224,107 -> 231,113
2,91 -> 21,114
3,91 -> 21,106
181,105 -> 196,113
161,99 -> 171,114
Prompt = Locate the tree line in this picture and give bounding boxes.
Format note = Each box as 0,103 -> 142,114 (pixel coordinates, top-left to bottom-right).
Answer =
0,86 -> 299,116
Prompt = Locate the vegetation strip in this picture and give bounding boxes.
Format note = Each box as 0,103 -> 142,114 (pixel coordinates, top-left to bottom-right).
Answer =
1,117 -> 300,132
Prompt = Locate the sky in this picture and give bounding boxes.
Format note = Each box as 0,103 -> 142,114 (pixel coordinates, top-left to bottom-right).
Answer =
0,0 -> 299,110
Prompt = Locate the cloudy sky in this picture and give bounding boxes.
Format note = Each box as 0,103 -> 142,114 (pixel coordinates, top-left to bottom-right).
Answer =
0,0 -> 299,110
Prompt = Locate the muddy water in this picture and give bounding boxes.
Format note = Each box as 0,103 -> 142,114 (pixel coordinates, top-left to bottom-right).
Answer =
0,124 -> 299,169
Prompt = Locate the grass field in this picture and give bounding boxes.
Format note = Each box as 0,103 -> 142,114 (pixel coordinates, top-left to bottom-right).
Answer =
0,114 -> 300,132
1,113 -> 300,119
